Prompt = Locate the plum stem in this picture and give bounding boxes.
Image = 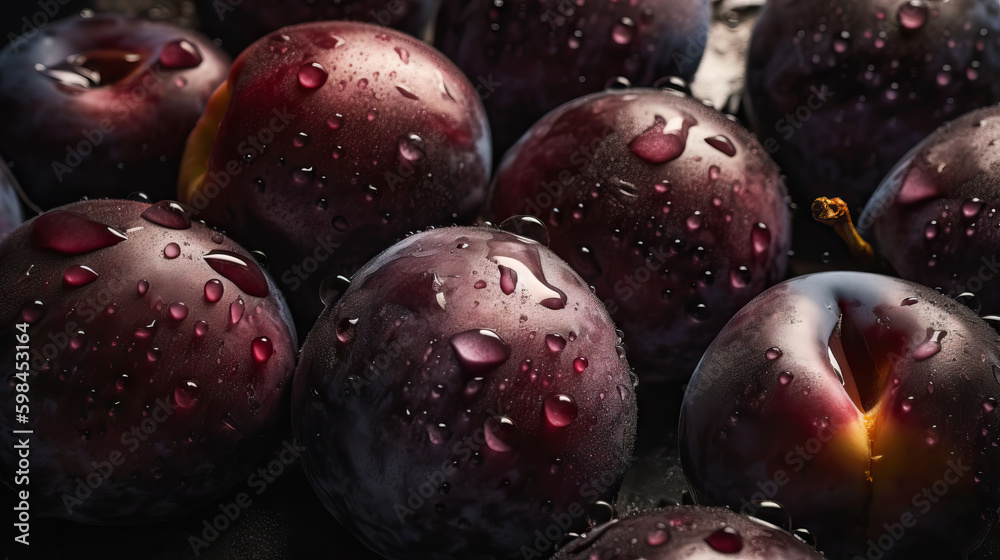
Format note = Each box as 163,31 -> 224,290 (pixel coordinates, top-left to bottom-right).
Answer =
811,197 -> 875,264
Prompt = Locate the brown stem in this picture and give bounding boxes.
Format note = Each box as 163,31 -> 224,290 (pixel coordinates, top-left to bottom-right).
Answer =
811,197 -> 875,264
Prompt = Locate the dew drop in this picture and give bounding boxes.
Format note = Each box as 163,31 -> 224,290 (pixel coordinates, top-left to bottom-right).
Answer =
611,17 -> 635,44
897,0 -> 929,30
766,347 -> 783,360
752,223 -> 770,256
484,416 -> 518,452
500,215 -> 550,246
778,371 -> 794,385
901,297 -> 919,306
163,242 -> 180,259
545,333 -> 567,353
730,265 -> 751,288
168,302 -> 189,321
336,317 -> 358,343
298,62 -> 328,88
963,198 -> 983,218
398,133 -> 424,162
194,320 -> 209,338
686,212 -> 703,231
159,40 -> 202,68
21,301 -> 44,323
705,526 -> 743,553
913,329 -> 946,361
629,115 -> 693,164
984,398 -> 997,413
544,394 -> 578,427
252,337 -> 273,363
174,381 -> 200,408
204,250 -> 269,297
230,297 -> 245,326
332,216 -> 350,231
573,357 -> 588,373
450,329 -> 511,374
141,201 -> 192,229
204,279 -> 224,303
705,135 -> 737,157
498,265 -> 518,294
647,528 -> 669,546
137,279 -> 149,296
63,265 -> 98,287
210,231 -> 225,244
395,46 -> 410,63
31,211 -> 127,254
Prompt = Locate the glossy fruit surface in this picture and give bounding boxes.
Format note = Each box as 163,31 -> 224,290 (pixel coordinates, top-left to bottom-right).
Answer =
680,271 -> 1000,559
0,199 -> 296,523
491,88 -> 790,382
0,156 -> 23,238
180,21 -> 491,335
292,225 -> 637,559
860,105 -> 1000,316
745,0 -> 1000,263
553,506 -> 825,559
0,14 -> 229,209
434,0 -> 711,158
194,0 -> 440,56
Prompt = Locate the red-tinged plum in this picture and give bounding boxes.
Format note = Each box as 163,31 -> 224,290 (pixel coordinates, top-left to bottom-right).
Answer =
179,22 -> 491,336
744,0 -> 1000,264
193,0 -> 440,56
859,105 -> 1000,316
553,506 -> 825,559
0,156 -> 23,239
0,14 -> 230,210
292,226 -> 637,560
491,88 -> 790,382
0,199 -> 297,523
434,0 -> 711,159
680,271 -> 1000,559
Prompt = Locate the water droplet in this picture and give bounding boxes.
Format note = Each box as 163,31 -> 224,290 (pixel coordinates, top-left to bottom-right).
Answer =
766,347 -> 783,360
204,250 -> 269,297
21,301 -> 44,323
686,212 -> 703,231
394,46 -> 410,63
778,371 -> 794,385
252,337 -> 273,363
955,292 -> 981,314
913,329 -> 946,361
963,199 -> 983,218
611,17 -> 635,44
984,398 -> 997,413
204,279 -> 224,303
499,215 -> 549,246
159,40 -> 202,68
63,265 -> 98,287
708,165 -> 721,180
901,399 -> 913,413
901,297 -> 919,306
629,115 -> 696,164
164,242 -> 180,259
141,201 -> 192,229
544,394 -> 578,427
897,0 -> 929,30
705,135 -> 737,157
292,132 -> 309,148
545,333 -> 567,353
194,320 -> 209,338
647,528 -> 669,546
617,384 -> 629,401
705,526 -> 743,553
174,381 -> 200,408
685,300 -> 710,321
298,62 -> 328,88
752,223 -> 770,256
332,216 -> 350,231
230,297 -> 245,326
320,275 -> 352,306
31,211 -> 127,254
484,416 -> 518,452
450,329 -> 511,374
730,265 -> 751,288
168,302 -> 189,321
573,357 -> 588,373
137,279 -> 149,296
498,264 -> 518,294
210,231 -> 225,244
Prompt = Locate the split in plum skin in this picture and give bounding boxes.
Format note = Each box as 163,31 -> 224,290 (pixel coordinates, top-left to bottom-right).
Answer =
860,105 -> 1000,318
434,0 -> 712,159
0,14 -> 230,210
0,199 -> 297,524
553,506 -> 825,559
179,21 -> 491,338
292,226 -> 637,560
490,87 -> 791,383
744,0 -> 1000,264
680,271 -> 1000,559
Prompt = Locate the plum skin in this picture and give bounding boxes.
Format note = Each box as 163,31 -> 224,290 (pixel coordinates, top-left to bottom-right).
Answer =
860,105 -> 1000,316
180,21 -> 491,337
292,226 -> 637,560
490,88 -> 791,382
0,14 -> 230,210
744,0 -> 1000,262
553,506 -> 824,559
0,199 -> 297,524
434,0 -> 711,159
680,271 -> 1000,559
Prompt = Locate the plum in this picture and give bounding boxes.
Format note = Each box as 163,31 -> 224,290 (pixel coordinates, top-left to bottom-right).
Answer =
179,21 -> 491,336
744,0 -> 1000,264
490,88 -> 791,382
553,506 -> 825,559
859,105 -> 1000,316
0,156 -> 24,239
680,271 -> 1000,559
0,13 -> 230,210
292,225 -> 637,559
434,0 -> 711,159
193,0 -> 439,56
0,199 -> 297,523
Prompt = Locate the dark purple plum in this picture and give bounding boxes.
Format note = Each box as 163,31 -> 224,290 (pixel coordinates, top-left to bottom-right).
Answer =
859,105 -> 1000,316
0,156 -> 23,238
745,0 -> 1000,264
434,0 -> 711,159
491,88 -> 791,382
292,226 -> 637,560
680,271 -> 1000,559
193,0 -> 440,56
553,506 -> 825,559
0,14 -> 230,210
179,21 -> 491,336
0,199 -> 296,523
